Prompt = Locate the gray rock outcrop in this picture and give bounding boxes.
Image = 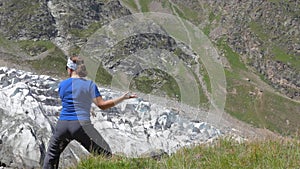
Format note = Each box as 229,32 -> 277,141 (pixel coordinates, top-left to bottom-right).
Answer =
0,0 -> 131,53
0,67 -> 227,168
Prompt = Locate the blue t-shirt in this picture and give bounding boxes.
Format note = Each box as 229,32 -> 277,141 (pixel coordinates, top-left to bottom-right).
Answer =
58,78 -> 101,121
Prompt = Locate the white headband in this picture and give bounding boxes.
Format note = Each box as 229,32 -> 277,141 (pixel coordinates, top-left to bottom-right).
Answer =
66,57 -> 77,70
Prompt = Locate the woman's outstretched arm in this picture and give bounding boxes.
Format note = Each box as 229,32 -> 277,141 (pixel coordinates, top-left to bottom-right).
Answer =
93,92 -> 137,110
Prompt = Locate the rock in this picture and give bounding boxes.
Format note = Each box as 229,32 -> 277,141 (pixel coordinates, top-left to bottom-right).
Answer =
0,0 -> 131,55
0,67 -> 226,168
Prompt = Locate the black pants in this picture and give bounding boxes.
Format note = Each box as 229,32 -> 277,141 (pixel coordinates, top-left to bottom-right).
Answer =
42,120 -> 112,169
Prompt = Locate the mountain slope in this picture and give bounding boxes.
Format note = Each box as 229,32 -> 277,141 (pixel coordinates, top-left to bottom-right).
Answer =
0,0 -> 299,137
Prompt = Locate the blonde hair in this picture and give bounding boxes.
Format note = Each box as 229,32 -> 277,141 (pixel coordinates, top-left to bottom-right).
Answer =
70,56 -> 88,77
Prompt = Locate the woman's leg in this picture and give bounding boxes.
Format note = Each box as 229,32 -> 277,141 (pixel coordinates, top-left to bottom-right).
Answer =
72,121 -> 112,157
43,121 -> 71,169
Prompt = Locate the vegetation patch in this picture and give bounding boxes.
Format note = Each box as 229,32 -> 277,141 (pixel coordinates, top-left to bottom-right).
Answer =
225,70 -> 268,128
26,46 -> 66,77
138,0 -> 151,12
72,138 -> 300,169
15,40 -> 67,77
130,68 -> 181,100
70,22 -> 103,39
200,66 -> 211,93
203,25 -> 211,36
216,34 -> 300,136
17,40 -> 54,56
95,64 -> 113,87
121,0 -> 139,12
0,34 -> 24,56
225,69 -> 300,135
179,5 -> 200,23
216,38 -> 247,70
249,21 -> 269,42
208,11 -> 221,23
273,45 -> 300,71
171,5 -> 185,19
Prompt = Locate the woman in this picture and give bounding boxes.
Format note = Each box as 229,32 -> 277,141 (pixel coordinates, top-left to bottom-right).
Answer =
43,56 -> 137,169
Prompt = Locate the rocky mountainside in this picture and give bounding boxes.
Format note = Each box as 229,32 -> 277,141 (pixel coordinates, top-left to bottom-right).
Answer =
0,67 -> 238,168
171,0 -> 300,100
0,0 -> 298,99
0,0 -> 299,168
0,67 -> 280,168
0,0 -> 130,53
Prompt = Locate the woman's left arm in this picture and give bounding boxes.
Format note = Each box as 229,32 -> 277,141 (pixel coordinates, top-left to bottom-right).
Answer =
93,92 -> 137,110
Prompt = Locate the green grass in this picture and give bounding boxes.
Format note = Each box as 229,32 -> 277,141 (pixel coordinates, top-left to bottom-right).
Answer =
215,36 -> 300,135
179,5 -> 199,23
172,5 -> 185,19
216,38 -> 247,70
225,70 -> 267,128
0,38 -> 67,77
225,68 -> 300,135
249,21 -> 299,71
0,34 -> 69,78
202,11 -> 221,36
273,46 -> 300,71
16,40 -> 67,77
203,24 -> 211,36
73,155 -> 160,169
95,65 -> 183,102
72,138 -> 300,169
165,1 -> 201,24
202,72 -> 211,93
249,21 -> 269,42
121,0 -> 139,12
208,11 -> 221,23
27,46 -> 67,77
267,0 -> 280,3
69,45 -> 82,56
161,0 -> 170,8
95,63 -> 113,87
17,40 -> 54,56
132,75 -> 156,94
70,22 -> 103,39
0,33 -> 25,57
248,7 -> 299,72
130,69 -> 181,100
161,78 -> 181,100
198,58 -> 212,93
138,0 -> 151,12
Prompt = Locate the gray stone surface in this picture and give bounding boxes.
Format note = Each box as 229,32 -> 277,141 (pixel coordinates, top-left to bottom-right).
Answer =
0,67 -> 228,168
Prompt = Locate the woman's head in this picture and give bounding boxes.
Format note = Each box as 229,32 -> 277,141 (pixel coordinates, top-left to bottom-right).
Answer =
66,56 -> 88,77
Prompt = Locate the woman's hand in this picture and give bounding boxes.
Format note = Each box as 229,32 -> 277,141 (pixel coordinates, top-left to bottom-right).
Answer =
122,92 -> 138,99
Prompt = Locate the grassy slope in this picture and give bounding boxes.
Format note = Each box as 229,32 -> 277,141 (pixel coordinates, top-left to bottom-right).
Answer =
249,21 -> 300,71
164,0 -> 300,136
73,138 -> 300,169
0,36 -> 67,78
214,38 -> 300,135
